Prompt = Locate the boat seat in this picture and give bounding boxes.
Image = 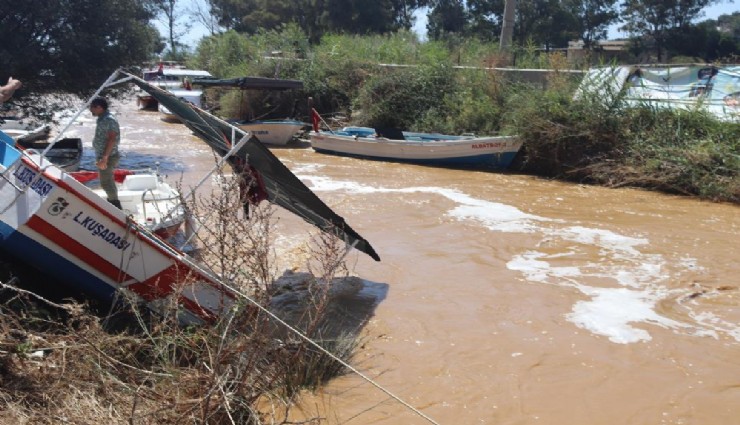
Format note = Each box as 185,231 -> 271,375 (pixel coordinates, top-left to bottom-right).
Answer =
375,128 -> 405,140
121,174 -> 157,191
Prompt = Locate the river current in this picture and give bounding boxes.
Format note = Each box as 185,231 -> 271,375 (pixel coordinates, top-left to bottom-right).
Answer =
63,99 -> 739,425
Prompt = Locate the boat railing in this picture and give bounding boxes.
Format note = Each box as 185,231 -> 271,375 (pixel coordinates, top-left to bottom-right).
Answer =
0,148 -> 58,214
140,188 -> 181,225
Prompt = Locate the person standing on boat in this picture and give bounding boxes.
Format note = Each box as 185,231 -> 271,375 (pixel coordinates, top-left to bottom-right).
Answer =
90,97 -> 122,209
0,77 -> 21,103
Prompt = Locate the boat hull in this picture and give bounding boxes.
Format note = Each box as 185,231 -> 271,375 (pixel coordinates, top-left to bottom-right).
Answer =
0,149 -> 235,324
235,120 -> 306,146
309,132 -> 522,167
137,94 -> 158,110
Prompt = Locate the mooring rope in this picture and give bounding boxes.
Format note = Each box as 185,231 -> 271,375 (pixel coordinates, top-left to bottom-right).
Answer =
218,280 -> 442,425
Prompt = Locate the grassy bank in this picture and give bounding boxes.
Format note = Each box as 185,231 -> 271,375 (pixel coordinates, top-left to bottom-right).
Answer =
189,28 -> 739,203
0,172 -> 365,423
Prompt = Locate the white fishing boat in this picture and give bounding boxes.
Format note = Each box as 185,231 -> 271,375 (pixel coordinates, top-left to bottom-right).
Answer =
137,63 -> 212,110
0,70 -> 378,325
193,76 -> 306,145
232,119 -> 307,146
69,168 -> 185,239
159,88 -> 204,122
309,126 -> 522,168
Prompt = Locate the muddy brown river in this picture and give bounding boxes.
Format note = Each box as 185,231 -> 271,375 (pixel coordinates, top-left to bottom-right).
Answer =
63,99 -> 739,424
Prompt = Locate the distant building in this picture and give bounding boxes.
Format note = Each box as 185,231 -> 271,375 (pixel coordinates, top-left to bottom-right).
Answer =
567,40 -> 631,65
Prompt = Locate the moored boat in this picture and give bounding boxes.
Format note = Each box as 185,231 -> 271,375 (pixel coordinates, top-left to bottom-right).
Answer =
1,121 -> 83,172
193,76 -> 306,145
232,119 -> 307,146
70,168 -> 186,239
16,136 -> 83,172
0,139 -> 234,323
138,63 -> 212,110
159,88 -> 204,122
309,126 -> 522,168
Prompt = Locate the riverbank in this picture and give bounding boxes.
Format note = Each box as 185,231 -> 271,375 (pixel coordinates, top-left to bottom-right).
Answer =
186,31 -> 738,204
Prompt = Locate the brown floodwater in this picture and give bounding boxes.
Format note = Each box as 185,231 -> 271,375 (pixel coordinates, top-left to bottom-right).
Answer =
64,99 -> 739,425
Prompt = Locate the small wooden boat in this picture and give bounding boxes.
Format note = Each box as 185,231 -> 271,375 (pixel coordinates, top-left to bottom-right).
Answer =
309,127 -> 522,168
2,122 -> 82,172
15,137 -> 83,172
2,124 -> 51,143
232,119 -> 307,146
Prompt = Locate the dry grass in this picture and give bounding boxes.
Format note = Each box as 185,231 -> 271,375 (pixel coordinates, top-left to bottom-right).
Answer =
0,168 -> 366,424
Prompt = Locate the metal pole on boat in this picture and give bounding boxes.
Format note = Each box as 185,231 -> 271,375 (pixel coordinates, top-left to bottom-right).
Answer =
172,133 -> 253,249
41,69 -> 126,158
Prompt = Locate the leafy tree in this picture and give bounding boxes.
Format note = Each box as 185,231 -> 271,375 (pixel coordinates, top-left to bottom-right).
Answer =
208,0 -> 427,42
208,0 -> 257,32
0,0 -> 161,100
716,11 -> 740,41
666,16 -> 740,61
514,0 -> 577,50
466,0 -> 505,41
152,0 -> 192,58
389,0 -> 433,29
563,0 -> 619,48
189,0 -> 224,36
620,0 -> 717,61
427,0 -> 469,40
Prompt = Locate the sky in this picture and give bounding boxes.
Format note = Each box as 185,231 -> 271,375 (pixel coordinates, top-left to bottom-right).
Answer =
161,0 -> 738,49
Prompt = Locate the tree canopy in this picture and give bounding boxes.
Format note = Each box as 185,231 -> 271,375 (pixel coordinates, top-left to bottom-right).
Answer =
207,0 -> 429,42
620,0 -> 718,60
0,0 -> 161,99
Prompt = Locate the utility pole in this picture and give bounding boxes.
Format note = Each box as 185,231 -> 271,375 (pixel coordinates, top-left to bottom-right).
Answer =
499,0 -> 516,65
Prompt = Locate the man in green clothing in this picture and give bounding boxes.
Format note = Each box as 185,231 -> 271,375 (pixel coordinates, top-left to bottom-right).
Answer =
89,97 -> 122,209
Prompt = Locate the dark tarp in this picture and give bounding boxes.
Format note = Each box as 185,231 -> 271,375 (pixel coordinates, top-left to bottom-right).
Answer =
127,73 -> 380,262
192,77 -> 303,91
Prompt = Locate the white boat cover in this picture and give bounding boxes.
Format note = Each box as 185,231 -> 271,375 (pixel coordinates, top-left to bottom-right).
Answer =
575,65 -> 740,122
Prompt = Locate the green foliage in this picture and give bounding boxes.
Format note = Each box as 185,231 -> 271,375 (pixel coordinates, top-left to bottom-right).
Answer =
427,0 -> 469,40
505,74 -> 740,202
415,69 -> 508,134
209,0 -> 419,42
0,0 -> 161,122
0,0 -> 160,97
190,30 -> 257,79
353,64 -> 458,129
189,28 -> 738,202
620,109 -> 740,199
620,0 -> 715,61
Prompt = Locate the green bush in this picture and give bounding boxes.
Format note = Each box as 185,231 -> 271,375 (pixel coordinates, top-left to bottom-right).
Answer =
189,28 -> 739,203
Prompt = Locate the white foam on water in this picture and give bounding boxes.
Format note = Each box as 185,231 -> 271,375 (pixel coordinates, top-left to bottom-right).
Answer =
295,168 -> 740,344
567,286 -> 683,344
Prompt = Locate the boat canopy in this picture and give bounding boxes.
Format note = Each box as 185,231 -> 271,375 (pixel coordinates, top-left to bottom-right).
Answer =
127,72 -> 379,262
192,76 -> 303,91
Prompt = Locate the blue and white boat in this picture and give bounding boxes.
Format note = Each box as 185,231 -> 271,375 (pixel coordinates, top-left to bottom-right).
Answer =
309,126 -> 522,168
0,70 -> 379,325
